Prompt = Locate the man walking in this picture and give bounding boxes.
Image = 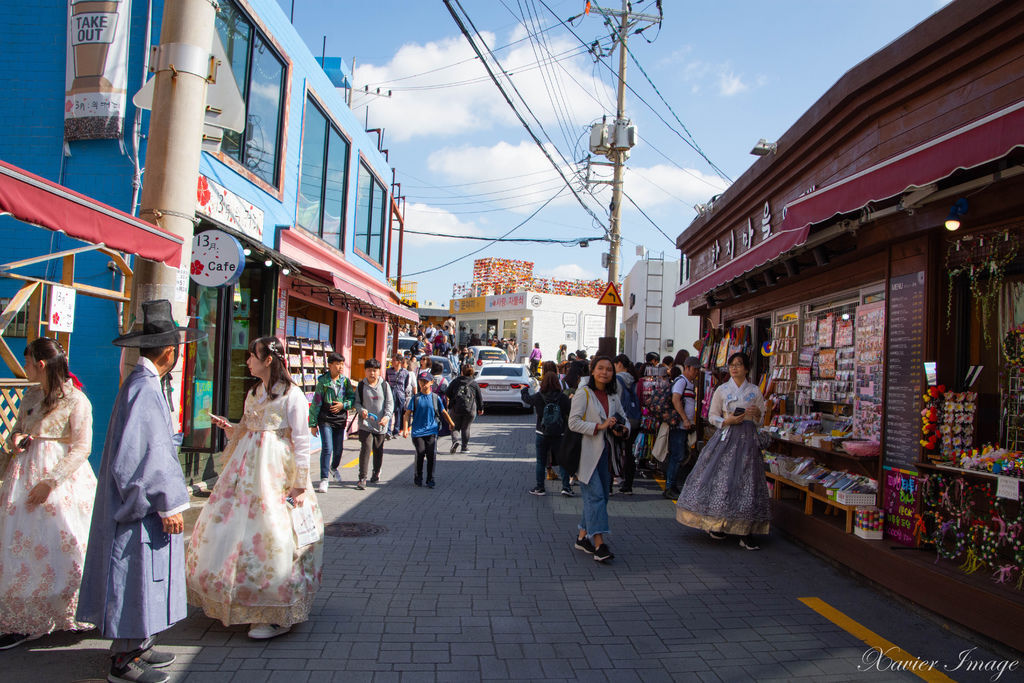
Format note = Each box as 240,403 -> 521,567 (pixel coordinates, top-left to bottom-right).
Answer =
446,364 -> 484,453
385,356 -> 410,438
354,359 -> 394,488
77,300 -> 205,683
664,357 -> 701,499
309,352 -> 355,491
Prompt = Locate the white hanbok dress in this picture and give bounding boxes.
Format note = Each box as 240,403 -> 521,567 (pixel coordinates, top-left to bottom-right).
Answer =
186,382 -> 323,626
0,381 -> 96,634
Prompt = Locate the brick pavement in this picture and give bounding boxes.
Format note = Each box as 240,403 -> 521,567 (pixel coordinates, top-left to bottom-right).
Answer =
3,409 -> 1017,682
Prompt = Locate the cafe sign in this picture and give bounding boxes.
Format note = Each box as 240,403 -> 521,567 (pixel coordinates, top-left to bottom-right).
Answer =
190,230 -> 245,287
196,175 -> 265,242
65,0 -> 130,140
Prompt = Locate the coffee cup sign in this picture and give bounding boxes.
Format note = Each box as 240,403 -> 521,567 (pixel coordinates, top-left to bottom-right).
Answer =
190,230 -> 245,288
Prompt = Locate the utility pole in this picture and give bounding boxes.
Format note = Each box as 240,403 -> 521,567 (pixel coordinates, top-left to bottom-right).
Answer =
590,1 -> 659,357
131,0 -> 217,420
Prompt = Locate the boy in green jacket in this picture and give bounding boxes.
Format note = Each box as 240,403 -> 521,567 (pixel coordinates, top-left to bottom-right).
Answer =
309,352 -> 356,492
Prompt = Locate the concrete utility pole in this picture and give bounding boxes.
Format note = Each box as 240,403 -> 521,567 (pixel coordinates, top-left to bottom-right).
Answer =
131,0 -> 217,418
588,1 -> 660,357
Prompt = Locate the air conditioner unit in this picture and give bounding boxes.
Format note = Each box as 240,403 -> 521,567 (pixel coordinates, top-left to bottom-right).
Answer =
589,122 -> 611,155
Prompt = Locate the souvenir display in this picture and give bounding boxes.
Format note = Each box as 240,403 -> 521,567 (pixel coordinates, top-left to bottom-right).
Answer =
854,507 -> 884,539
940,391 -> 978,459
767,317 -> 799,395
854,302 -> 885,441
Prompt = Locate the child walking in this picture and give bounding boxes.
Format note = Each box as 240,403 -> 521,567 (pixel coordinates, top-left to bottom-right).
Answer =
402,371 -> 454,488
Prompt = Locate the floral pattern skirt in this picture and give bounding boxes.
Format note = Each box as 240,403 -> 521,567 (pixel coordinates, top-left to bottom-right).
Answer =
0,441 -> 96,634
186,430 -> 324,626
675,420 -> 771,536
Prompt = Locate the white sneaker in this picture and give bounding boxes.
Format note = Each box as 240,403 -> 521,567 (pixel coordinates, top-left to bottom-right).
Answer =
247,623 -> 291,639
329,468 -> 342,482
317,479 -> 329,493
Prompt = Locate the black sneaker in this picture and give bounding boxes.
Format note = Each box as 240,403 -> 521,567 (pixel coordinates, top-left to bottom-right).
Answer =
0,633 -> 34,650
139,648 -> 176,668
529,486 -> 545,496
369,473 -> 380,484
574,536 -> 595,554
560,487 -> 575,497
460,446 -> 468,453
618,487 -> 633,495
593,544 -> 614,562
450,441 -> 459,454
663,487 -> 680,500
108,655 -> 169,683
414,476 -> 423,487
426,479 -> 435,489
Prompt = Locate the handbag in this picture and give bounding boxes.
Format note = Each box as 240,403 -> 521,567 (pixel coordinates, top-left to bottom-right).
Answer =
290,502 -> 321,547
555,389 -> 589,474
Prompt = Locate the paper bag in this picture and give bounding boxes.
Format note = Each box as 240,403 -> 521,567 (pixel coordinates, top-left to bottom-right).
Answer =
291,503 -> 321,547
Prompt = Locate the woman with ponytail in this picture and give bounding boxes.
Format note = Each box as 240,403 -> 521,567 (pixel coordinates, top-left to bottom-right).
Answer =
186,336 -> 323,640
0,337 -> 97,649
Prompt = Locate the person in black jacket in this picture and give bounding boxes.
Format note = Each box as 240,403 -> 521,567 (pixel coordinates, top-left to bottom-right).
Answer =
522,371 -> 573,496
445,364 -> 483,453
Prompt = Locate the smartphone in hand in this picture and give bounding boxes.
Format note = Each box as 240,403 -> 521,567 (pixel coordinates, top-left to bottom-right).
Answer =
733,407 -> 746,416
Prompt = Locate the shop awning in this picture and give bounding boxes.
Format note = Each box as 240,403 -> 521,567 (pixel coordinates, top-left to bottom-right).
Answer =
0,160 -> 184,267
673,224 -> 811,306
303,267 -> 418,323
781,98 -> 1024,234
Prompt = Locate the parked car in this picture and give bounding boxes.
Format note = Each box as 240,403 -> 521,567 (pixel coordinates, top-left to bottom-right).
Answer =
476,364 -> 539,410
397,335 -> 418,355
429,355 -> 457,386
467,345 -> 509,367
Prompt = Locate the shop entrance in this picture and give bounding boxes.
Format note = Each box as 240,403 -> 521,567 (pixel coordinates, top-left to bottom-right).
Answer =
350,317 -> 377,381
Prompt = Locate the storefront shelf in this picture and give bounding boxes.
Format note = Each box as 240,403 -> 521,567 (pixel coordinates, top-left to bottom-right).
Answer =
767,434 -> 879,476
767,472 -> 866,533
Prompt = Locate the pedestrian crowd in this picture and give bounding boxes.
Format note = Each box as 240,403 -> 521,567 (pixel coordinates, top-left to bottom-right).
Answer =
0,303 -> 769,682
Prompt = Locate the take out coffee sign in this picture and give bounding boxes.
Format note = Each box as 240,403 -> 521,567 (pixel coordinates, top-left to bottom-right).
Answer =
190,230 -> 245,288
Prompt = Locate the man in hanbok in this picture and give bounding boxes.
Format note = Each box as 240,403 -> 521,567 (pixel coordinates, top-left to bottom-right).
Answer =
77,300 -> 206,683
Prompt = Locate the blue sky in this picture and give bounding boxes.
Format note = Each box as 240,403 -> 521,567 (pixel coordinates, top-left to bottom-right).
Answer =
276,0 -> 950,305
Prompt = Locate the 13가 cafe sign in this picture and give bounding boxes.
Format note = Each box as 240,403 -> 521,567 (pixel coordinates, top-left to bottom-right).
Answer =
190,230 -> 245,287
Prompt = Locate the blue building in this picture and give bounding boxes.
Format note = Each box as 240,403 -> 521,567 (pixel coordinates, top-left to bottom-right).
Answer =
0,0 -> 415,479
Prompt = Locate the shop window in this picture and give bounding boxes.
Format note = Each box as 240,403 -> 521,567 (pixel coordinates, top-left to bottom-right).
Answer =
216,0 -> 286,187
354,162 -> 387,265
297,97 -> 350,250
0,298 -> 28,337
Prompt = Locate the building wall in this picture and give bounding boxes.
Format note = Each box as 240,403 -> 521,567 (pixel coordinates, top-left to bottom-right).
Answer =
622,259 -> 700,360
0,0 -> 398,464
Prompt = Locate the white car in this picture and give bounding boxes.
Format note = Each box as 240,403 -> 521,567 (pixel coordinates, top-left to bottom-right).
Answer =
476,364 -> 539,410
467,345 -> 509,367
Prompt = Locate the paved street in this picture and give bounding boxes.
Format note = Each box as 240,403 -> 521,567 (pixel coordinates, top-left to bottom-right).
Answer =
4,410 -> 1017,682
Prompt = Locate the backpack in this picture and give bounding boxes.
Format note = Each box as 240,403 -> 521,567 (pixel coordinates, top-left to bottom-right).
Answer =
453,379 -> 475,414
540,395 -> 563,438
618,376 -> 641,421
643,376 -> 680,428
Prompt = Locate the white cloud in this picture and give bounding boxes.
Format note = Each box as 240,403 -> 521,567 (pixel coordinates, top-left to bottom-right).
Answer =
537,263 -> 599,280
718,71 -> 749,96
403,202 -> 484,249
626,164 -> 729,209
352,29 -> 612,141
665,56 -> 756,97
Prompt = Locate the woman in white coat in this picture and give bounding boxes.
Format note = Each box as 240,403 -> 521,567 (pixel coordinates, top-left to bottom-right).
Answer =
568,355 -> 629,563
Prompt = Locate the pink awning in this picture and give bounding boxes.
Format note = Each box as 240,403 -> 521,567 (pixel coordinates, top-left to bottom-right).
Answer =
781,99 -> 1024,234
304,267 -> 418,323
0,159 -> 184,267
674,225 -> 811,306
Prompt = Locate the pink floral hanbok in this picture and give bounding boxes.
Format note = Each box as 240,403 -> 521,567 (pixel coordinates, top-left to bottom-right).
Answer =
186,382 -> 323,626
0,381 -> 96,635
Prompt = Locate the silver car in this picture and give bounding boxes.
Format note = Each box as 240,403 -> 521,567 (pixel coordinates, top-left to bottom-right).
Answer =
476,364 -> 539,410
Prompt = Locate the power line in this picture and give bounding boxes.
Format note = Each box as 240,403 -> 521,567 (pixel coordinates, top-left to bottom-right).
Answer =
622,190 -> 675,247
403,227 -> 600,244
404,187 -> 568,276
400,167 -> 558,190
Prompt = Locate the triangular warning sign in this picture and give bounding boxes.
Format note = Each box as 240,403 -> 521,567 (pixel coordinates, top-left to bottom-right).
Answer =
597,282 -> 623,306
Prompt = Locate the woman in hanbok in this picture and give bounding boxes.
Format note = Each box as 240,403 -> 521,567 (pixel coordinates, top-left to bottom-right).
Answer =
186,336 -> 323,640
675,352 -> 770,550
0,338 -> 96,649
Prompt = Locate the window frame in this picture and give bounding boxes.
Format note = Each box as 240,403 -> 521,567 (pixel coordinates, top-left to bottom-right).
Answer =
297,93 -> 351,252
353,157 -> 389,269
210,0 -> 290,198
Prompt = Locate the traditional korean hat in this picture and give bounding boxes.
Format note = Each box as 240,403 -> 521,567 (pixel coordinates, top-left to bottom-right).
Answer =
112,299 -> 207,348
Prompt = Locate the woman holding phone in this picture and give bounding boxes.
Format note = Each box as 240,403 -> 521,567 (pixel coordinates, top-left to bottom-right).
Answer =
674,352 -> 770,550
0,338 -> 96,649
186,336 -> 323,640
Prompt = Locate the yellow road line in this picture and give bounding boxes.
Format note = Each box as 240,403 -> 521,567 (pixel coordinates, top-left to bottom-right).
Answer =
340,456 -> 359,469
798,597 -> 955,682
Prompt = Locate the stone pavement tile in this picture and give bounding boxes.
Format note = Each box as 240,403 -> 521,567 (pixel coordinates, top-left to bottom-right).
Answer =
478,655 -> 509,679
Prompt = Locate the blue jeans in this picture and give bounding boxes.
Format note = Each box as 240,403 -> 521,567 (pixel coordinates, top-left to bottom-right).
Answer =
665,427 -> 692,491
391,399 -> 405,435
579,443 -> 611,538
535,433 -> 572,489
318,421 -> 346,480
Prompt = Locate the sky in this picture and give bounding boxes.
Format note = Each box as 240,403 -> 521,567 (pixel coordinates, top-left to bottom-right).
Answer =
277,0 -> 951,306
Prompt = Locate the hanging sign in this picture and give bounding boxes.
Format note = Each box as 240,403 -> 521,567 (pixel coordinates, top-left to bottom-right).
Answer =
190,230 -> 245,287
64,0 -> 130,140
597,282 -> 623,306
196,175 -> 265,241
49,285 -> 76,333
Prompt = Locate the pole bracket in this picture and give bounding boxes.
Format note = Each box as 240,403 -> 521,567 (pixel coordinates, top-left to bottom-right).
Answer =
149,43 -> 215,81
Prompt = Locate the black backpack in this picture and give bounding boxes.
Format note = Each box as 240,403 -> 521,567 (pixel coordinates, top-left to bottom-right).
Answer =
454,380 -> 475,413
540,395 -> 563,437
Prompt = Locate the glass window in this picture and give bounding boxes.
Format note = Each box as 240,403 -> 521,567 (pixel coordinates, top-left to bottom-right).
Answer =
216,1 -> 285,187
296,104 -> 326,234
322,128 -> 349,248
297,100 -> 350,250
354,161 -> 388,265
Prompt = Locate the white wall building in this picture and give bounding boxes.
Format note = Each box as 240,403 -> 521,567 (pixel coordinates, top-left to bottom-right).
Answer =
622,256 -> 701,361
450,291 -> 607,363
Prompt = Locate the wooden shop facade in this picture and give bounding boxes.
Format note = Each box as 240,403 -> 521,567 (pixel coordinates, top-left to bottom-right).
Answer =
673,0 -> 1024,650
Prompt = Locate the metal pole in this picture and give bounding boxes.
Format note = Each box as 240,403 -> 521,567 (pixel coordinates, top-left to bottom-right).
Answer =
131,0 -> 216,422
600,0 -> 629,355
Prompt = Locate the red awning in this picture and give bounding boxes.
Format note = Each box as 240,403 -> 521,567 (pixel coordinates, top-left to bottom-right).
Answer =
0,160 -> 184,267
674,224 -> 811,306
781,99 -> 1024,234
304,267 -> 418,323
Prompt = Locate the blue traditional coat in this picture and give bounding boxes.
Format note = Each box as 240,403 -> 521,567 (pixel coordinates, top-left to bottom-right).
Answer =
76,360 -> 189,639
